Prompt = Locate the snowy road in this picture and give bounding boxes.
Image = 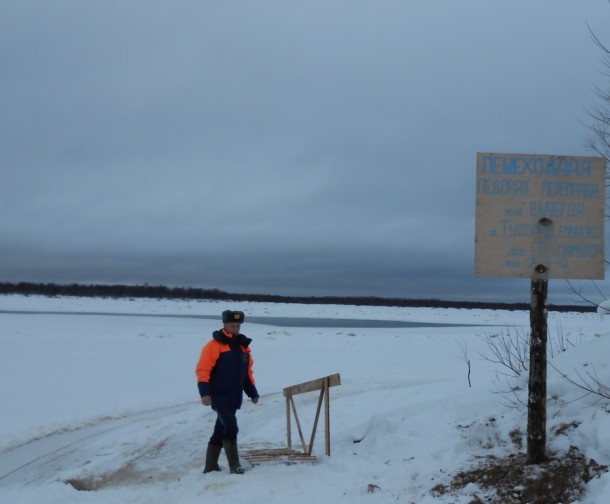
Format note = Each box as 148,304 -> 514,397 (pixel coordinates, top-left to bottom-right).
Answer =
0,402 -> 199,489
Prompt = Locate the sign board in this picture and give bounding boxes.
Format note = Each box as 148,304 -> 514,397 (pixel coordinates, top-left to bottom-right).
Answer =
475,153 -> 606,279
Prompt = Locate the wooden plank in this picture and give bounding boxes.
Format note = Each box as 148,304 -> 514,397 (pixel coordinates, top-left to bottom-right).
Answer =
307,387 -> 325,456
324,377 -> 331,456
286,395 -> 292,450
283,373 -> 341,396
245,454 -> 284,460
290,395 -> 308,453
287,455 -> 317,462
246,448 -> 300,455
243,448 -> 317,464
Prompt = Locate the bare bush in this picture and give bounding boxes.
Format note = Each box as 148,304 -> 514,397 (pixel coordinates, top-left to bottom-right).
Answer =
458,338 -> 472,388
550,361 -> 610,403
480,329 -> 529,378
481,327 -> 578,408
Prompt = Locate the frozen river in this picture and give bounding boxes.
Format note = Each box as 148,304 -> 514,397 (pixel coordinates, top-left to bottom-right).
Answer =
0,309 -> 488,328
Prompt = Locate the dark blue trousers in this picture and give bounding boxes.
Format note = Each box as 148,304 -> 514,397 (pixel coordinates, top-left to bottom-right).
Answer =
209,404 -> 239,446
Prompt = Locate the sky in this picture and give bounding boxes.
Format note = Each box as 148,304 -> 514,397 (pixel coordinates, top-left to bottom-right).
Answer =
1,0 -> 610,305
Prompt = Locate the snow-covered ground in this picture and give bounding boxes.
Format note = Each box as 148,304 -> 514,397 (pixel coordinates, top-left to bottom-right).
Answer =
0,294 -> 608,503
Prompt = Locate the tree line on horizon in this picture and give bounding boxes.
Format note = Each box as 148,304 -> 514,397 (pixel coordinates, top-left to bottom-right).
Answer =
0,281 -> 593,313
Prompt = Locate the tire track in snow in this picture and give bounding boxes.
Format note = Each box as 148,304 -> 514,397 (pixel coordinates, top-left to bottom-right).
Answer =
0,402 -> 198,486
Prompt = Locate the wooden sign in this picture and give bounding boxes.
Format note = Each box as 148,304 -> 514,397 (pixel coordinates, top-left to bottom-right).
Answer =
475,153 -> 606,279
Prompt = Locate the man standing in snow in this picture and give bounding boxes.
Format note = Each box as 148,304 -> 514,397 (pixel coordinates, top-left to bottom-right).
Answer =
196,310 -> 259,474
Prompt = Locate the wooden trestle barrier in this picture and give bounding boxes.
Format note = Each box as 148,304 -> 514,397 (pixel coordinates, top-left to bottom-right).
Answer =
244,373 -> 341,464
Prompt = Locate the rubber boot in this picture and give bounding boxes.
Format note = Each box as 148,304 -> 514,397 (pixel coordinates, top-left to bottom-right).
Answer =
222,439 -> 244,474
203,443 -> 222,473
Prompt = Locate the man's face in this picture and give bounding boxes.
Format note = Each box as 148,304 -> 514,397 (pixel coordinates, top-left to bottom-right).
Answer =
224,323 -> 241,335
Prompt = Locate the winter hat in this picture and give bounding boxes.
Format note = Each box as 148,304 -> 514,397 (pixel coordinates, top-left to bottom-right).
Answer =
222,310 -> 245,324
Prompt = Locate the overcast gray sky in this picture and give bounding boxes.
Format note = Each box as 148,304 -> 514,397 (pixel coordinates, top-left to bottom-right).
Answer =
1,0 -> 610,305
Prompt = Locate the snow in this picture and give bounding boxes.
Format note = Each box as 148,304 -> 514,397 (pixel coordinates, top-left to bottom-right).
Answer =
0,294 -> 609,503
598,298 -> 610,316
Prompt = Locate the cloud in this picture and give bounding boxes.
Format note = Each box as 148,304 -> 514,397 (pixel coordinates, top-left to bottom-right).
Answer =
1,0 -> 609,303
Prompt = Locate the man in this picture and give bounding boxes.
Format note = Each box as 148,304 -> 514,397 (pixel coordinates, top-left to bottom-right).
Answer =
196,310 -> 259,474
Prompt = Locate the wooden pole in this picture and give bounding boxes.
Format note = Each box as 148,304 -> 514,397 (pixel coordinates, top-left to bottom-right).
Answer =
290,395 -> 308,453
286,394 -> 292,450
307,388 -> 325,456
324,377 -> 331,456
527,274 -> 548,464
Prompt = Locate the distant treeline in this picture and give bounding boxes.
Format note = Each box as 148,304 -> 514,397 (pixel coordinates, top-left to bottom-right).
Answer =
0,281 -> 594,313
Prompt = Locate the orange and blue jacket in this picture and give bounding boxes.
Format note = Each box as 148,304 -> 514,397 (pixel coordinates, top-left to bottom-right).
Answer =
196,329 -> 259,409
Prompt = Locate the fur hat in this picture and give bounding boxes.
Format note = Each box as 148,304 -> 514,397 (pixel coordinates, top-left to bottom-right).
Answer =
222,310 -> 245,324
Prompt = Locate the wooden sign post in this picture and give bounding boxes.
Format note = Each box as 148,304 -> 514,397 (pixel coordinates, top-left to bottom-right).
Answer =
475,152 -> 606,464
528,274 -> 548,463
